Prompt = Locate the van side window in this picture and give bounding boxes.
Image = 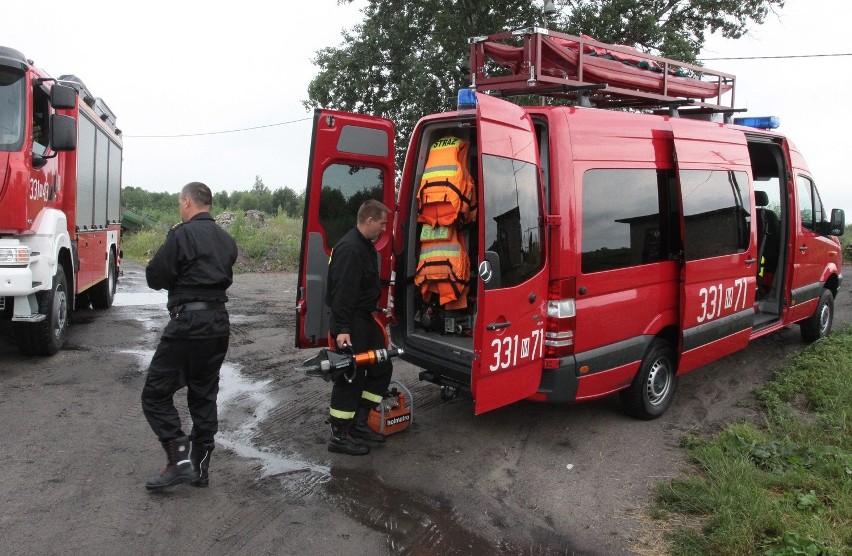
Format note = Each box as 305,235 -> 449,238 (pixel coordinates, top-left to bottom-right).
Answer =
796,175 -> 823,232
319,164 -> 384,247
681,170 -> 750,261
481,154 -> 544,288
581,169 -> 672,273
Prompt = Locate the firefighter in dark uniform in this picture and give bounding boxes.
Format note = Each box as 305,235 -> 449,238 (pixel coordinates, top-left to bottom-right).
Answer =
141,181 -> 238,490
326,199 -> 394,455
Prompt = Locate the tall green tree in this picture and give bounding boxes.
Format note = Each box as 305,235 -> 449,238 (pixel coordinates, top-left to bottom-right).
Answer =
306,0 -> 784,167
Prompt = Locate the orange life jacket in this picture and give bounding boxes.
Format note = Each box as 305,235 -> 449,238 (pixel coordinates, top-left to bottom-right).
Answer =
417,136 -> 477,227
414,225 -> 470,307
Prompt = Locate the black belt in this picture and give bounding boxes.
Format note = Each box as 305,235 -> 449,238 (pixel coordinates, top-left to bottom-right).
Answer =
169,302 -> 226,317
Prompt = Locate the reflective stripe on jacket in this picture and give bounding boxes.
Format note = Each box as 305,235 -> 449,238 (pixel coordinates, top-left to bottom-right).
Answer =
414,225 -> 470,306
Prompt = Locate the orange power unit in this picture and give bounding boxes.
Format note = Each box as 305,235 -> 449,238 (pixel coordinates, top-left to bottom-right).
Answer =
368,383 -> 413,436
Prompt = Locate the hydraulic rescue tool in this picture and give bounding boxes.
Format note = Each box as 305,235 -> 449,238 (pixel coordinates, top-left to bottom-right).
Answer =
295,347 -> 404,383
295,347 -> 412,435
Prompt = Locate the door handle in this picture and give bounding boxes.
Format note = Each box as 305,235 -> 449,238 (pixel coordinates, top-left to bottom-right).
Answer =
745,257 -> 757,264
799,245 -> 809,253
486,321 -> 511,331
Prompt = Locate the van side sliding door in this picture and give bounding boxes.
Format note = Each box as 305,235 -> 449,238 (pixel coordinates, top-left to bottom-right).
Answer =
670,120 -> 756,373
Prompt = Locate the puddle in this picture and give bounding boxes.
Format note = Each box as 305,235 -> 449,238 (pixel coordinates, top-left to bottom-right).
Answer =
112,291 -> 168,307
122,350 -> 328,480
324,468 -> 575,555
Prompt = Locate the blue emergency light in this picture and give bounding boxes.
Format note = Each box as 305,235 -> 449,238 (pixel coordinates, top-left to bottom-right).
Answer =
457,88 -> 477,110
733,116 -> 780,130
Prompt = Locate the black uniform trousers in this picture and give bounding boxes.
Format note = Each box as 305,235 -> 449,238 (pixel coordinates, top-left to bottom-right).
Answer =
141,336 -> 229,443
329,313 -> 393,423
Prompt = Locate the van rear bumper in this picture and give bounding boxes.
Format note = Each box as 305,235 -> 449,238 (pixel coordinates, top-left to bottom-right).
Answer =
535,356 -> 579,403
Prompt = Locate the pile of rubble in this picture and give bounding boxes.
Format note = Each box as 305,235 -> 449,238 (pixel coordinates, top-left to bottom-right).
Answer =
215,210 -> 266,228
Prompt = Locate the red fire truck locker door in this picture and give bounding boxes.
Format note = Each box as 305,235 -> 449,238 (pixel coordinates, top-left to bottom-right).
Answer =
671,119 -> 756,373
295,109 -> 395,348
471,93 -> 548,414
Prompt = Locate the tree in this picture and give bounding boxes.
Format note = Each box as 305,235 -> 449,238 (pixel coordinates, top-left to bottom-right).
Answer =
555,0 -> 784,63
271,187 -> 305,218
306,0 -> 784,168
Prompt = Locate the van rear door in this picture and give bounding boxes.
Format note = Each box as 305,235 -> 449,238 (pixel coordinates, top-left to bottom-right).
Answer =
671,120 -> 756,372
295,109 -> 395,348
471,94 -> 548,414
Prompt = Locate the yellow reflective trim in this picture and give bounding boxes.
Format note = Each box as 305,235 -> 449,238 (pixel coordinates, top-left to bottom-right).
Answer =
419,248 -> 460,260
422,169 -> 458,180
329,408 -> 355,420
361,391 -> 383,403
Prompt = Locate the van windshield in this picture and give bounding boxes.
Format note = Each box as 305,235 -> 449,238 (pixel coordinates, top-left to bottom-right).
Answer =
0,69 -> 25,152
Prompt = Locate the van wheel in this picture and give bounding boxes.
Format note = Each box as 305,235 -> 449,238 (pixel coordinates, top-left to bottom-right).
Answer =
15,264 -> 69,356
620,339 -> 677,420
89,250 -> 117,309
800,289 -> 834,343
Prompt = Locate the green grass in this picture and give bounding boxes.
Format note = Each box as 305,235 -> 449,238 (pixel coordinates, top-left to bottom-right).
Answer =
120,211 -> 304,272
654,327 -> 852,555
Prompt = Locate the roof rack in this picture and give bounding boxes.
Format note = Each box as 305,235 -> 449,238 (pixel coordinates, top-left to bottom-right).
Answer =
469,28 -> 740,116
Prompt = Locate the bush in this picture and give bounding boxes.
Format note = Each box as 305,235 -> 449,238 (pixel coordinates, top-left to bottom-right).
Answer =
121,211 -> 303,273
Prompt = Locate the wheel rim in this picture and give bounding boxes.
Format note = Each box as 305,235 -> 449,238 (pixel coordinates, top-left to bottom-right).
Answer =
646,357 -> 672,406
818,301 -> 831,336
108,258 -> 116,297
53,284 -> 67,339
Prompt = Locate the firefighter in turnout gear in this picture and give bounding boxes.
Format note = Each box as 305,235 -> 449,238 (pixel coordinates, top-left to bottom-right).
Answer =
141,182 -> 238,489
325,200 -> 394,455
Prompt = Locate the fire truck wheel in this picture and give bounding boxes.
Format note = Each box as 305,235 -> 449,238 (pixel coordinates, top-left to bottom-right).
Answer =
15,264 -> 69,356
800,288 -> 834,343
90,251 -> 117,309
619,339 -> 677,420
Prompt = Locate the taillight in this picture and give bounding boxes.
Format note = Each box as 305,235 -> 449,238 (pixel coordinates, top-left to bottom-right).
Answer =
545,277 -> 576,358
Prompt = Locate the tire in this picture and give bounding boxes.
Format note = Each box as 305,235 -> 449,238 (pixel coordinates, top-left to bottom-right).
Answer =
15,264 -> 69,356
620,339 -> 678,420
89,250 -> 117,309
800,288 -> 834,343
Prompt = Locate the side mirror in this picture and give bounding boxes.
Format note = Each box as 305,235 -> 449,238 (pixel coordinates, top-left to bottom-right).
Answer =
50,84 -> 77,110
830,208 -> 845,236
49,114 -> 77,151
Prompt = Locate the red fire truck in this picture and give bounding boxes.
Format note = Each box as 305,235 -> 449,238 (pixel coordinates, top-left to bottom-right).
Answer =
296,29 -> 845,418
0,46 -> 122,355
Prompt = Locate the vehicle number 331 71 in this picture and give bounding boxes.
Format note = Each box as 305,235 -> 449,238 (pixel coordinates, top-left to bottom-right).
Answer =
489,328 -> 544,372
696,278 -> 748,323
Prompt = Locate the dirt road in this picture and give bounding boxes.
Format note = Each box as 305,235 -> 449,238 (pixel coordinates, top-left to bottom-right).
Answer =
1,262 -> 849,555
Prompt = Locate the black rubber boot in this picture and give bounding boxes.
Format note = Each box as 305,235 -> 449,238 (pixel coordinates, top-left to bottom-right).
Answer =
328,421 -> 370,455
350,406 -> 385,443
190,440 -> 215,488
145,435 -> 195,491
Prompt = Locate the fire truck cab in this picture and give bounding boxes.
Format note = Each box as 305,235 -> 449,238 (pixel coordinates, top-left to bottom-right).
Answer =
0,46 -> 122,355
296,29 -> 844,418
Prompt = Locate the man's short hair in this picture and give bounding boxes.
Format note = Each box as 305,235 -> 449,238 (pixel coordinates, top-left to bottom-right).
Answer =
357,199 -> 390,223
181,182 -> 213,208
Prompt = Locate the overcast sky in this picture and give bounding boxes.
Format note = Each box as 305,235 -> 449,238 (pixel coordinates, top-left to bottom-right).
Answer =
2,0 -> 850,212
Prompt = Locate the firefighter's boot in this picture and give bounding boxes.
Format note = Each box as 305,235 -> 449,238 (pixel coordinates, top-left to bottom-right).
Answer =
145,435 -> 195,491
328,421 -> 370,456
350,405 -> 385,443
190,440 -> 215,488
